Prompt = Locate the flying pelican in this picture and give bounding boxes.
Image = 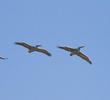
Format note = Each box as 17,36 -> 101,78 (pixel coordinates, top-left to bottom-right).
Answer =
15,42 -> 52,56
58,46 -> 92,64
0,56 -> 8,60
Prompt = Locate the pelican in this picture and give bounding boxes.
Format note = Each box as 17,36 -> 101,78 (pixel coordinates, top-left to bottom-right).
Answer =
15,42 -> 52,56
0,56 -> 8,60
58,46 -> 92,64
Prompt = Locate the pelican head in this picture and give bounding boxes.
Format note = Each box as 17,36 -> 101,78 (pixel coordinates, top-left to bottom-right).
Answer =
79,46 -> 85,48
36,45 -> 42,48
77,46 -> 85,51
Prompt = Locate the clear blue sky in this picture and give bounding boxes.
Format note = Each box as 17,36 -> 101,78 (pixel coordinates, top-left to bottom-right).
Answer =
0,0 -> 110,100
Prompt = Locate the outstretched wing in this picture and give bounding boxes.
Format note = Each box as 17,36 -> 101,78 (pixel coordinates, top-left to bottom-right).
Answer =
76,52 -> 92,64
0,56 -> 8,60
36,48 -> 52,56
58,46 -> 74,52
15,42 -> 33,49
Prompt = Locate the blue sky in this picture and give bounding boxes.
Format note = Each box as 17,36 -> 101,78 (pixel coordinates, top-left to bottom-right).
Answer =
0,0 -> 110,100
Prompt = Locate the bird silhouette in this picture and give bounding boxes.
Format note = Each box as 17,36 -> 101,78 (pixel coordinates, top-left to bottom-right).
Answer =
58,46 -> 92,64
0,56 -> 8,60
15,42 -> 52,56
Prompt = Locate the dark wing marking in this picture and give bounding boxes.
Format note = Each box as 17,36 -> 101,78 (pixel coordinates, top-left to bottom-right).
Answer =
76,51 -> 92,64
15,42 -> 33,49
0,56 -> 8,60
36,48 -> 52,56
58,46 -> 74,52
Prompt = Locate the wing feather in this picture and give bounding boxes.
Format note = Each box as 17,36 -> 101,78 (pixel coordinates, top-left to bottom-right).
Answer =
15,42 -> 33,49
76,52 -> 92,64
58,46 -> 74,52
36,48 -> 52,56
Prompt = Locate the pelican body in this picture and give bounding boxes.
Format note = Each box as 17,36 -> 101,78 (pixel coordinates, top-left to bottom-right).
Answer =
28,45 -> 42,53
58,46 -> 92,64
69,46 -> 85,56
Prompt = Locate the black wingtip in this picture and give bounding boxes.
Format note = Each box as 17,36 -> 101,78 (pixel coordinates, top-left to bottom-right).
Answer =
15,42 -> 25,44
90,62 -> 92,64
57,46 -> 62,49
89,61 -> 92,64
48,53 -> 52,57
0,58 -> 8,60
